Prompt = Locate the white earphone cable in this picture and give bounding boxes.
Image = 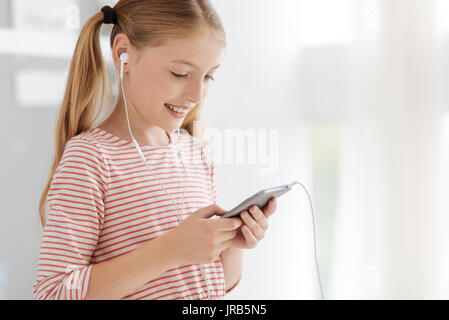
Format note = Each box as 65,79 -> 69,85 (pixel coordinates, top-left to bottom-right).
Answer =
289,181 -> 324,300
120,56 -> 212,300
120,72 -> 186,222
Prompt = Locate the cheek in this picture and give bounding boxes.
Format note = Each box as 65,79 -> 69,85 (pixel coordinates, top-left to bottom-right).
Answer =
159,77 -> 184,100
128,71 -> 182,108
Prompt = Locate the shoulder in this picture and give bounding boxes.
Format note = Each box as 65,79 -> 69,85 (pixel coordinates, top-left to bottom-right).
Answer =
57,129 -> 109,181
63,131 -> 105,165
47,130 -> 108,224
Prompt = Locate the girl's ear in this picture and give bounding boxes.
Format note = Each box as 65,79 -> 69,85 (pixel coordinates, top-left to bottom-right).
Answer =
112,33 -> 132,71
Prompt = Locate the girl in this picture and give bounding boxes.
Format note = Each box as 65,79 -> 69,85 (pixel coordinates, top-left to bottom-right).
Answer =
33,0 -> 277,300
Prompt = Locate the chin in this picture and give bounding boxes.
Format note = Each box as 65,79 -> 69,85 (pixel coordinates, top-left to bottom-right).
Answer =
163,123 -> 181,133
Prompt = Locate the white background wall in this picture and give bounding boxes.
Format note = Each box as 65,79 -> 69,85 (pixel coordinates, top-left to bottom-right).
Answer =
1,0 -> 449,299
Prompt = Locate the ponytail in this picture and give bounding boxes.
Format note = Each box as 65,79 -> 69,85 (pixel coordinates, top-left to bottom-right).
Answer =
38,0 -> 226,228
38,12 -> 109,227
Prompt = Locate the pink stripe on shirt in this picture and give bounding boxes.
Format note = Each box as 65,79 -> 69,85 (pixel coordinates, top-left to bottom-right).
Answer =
33,127 -> 224,300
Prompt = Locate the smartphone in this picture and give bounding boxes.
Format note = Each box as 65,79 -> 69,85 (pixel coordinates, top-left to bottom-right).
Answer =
220,182 -> 294,218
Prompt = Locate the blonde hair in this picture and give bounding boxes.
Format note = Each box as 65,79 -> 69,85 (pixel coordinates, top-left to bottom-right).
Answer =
38,0 -> 226,227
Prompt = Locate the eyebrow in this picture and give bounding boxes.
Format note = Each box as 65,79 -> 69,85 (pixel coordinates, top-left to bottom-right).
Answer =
172,59 -> 221,71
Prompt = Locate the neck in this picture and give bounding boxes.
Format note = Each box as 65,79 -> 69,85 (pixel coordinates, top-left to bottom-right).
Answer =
104,98 -> 170,147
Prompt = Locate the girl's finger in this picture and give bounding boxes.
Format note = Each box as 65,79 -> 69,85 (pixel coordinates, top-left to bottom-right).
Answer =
240,210 -> 264,241
242,225 -> 258,248
218,229 -> 240,242
249,206 -> 268,230
263,197 -> 277,217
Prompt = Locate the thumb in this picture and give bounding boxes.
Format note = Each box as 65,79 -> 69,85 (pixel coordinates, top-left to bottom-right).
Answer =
193,204 -> 227,219
212,204 -> 229,217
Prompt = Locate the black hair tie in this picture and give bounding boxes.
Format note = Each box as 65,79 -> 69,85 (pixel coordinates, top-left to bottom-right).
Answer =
101,5 -> 117,25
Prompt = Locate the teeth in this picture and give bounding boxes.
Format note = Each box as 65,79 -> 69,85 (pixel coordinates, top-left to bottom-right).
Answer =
166,104 -> 184,114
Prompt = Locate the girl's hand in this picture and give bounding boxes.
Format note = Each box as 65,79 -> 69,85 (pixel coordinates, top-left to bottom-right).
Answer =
167,204 -> 242,265
229,197 -> 277,249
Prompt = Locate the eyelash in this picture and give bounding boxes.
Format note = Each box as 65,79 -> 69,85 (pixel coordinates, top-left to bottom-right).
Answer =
171,72 -> 215,81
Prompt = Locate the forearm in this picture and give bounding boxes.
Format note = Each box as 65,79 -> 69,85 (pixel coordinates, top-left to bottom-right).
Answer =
220,246 -> 243,293
85,232 -> 180,300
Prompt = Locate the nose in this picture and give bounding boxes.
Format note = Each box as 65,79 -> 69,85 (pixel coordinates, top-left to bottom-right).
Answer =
184,78 -> 207,105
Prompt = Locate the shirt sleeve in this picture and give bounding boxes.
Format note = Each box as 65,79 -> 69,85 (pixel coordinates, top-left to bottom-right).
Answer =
33,137 -> 108,300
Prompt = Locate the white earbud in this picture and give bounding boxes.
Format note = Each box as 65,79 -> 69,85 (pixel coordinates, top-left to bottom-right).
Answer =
120,52 -> 129,80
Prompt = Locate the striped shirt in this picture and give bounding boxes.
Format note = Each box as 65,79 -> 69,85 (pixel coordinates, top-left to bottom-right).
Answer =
33,127 -> 225,300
